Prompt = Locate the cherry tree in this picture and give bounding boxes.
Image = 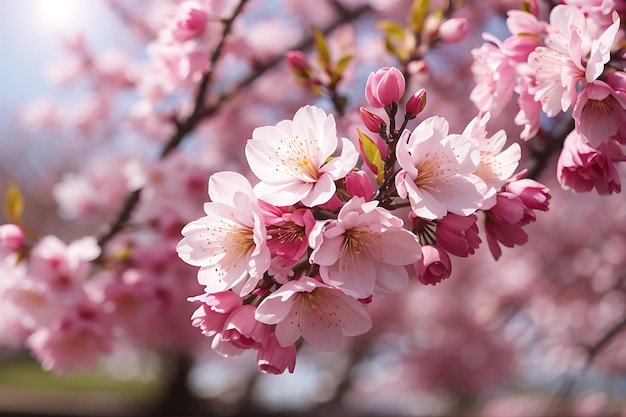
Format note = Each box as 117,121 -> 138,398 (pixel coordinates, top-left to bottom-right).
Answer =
1,0 -> 626,415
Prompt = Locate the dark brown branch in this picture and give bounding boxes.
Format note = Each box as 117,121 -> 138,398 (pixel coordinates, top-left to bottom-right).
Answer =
95,4 -> 372,255
96,0 -> 250,251
525,119 -> 574,181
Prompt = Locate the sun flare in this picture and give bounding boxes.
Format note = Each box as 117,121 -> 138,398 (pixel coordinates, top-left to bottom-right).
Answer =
37,0 -> 82,30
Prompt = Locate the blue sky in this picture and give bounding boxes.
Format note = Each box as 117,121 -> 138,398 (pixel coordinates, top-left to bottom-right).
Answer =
0,1 -> 128,119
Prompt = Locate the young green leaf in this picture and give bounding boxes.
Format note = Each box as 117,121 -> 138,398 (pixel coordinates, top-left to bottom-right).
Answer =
357,129 -> 384,184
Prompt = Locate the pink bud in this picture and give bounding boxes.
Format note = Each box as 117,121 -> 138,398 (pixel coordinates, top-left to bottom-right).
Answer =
405,89 -> 427,119
222,305 -> 270,350
365,67 -> 406,108
415,245 -> 452,286
284,50 -> 309,72
438,18 -> 469,43
359,107 -> 386,133
435,213 -> 481,257
0,224 -> 25,252
345,170 -> 374,200
505,178 -> 551,211
171,3 -> 209,42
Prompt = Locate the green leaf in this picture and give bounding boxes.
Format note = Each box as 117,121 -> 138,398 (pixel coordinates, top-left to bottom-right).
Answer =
332,53 -> 353,83
378,20 -> 412,62
377,20 -> 407,41
357,129 -> 384,184
312,27 -> 331,67
4,182 -> 24,225
409,0 -> 429,33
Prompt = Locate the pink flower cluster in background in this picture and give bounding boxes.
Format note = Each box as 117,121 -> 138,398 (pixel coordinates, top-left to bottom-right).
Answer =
471,1 -> 626,195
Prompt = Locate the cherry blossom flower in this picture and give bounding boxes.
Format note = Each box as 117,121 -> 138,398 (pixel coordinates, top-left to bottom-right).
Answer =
255,276 -> 372,351
470,42 -> 516,117
26,304 -> 112,374
572,80 -> 626,147
435,213 -> 481,257
484,192 -> 536,260
505,178 -> 551,211
528,5 -> 620,117
462,113 -> 521,209
220,305 -> 270,350
188,291 -> 243,337
310,197 -> 422,299
556,131 -> 624,195
167,2 -> 209,43
245,105 -> 358,207
395,116 -> 487,220
177,171 -> 271,296
415,244 -> 452,286
0,224 -> 24,256
261,205 -> 315,268
256,332 -> 296,374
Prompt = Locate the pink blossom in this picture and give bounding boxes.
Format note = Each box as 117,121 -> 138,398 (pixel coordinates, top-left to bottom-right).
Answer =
264,207 -> 315,267
470,42 -> 516,117
310,197 -> 422,299
484,192 -> 535,260
415,245 -> 452,286
345,170 -> 374,200
404,89 -> 427,119
0,224 -> 24,255
365,67 -> 406,108
177,171 -> 271,296
257,332 -> 296,374
284,50 -> 309,71
528,5 -> 587,116
462,113 -> 521,209
572,80 -> 626,147
169,2 -> 209,42
514,71 -> 542,140
188,291 -> 243,337
255,276 -> 372,351
221,305 -> 270,350
395,116 -> 487,220
26,236 -> 100,308
359,107 -> 386,133
556,130 -> 624,195
245,105 -> 358,207
435,213 -> 481,257
505,178 -> 551,211
26,304 -> 112,374
438,18 -> 469,43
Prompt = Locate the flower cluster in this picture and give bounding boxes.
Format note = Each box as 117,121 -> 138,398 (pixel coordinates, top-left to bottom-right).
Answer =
177,67 -> 551,373
471,1 -> 626,194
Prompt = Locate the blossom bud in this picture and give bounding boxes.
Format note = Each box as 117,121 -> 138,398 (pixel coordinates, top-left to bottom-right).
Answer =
284,50 -> 309,72
435,213 -> 481,257
365,67 -> 406,108
171,3 -> 209,42
438,18 -> 469,43
405,89 -> 427,119
359,107 -> 386,133
345,170 -> 374,200
415,245 -> 452,286
0,224 -> 25,252
505,178 -> 551,211
257,332 -> 296,374
222,305 -> 270,350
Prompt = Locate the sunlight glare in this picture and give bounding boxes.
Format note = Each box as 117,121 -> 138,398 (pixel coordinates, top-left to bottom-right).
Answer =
37,0 -> 82,31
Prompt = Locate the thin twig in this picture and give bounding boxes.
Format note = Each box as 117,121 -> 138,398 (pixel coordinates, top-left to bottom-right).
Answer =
96,3 -> 372,254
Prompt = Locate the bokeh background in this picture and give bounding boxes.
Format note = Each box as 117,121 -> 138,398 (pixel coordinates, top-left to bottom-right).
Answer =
1,1 -> 626,416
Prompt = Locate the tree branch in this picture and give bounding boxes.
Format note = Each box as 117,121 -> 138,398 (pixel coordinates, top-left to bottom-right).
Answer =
95,3 -> 372,255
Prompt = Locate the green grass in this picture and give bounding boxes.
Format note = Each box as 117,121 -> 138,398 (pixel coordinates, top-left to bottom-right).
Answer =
0,357 -> 158,399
